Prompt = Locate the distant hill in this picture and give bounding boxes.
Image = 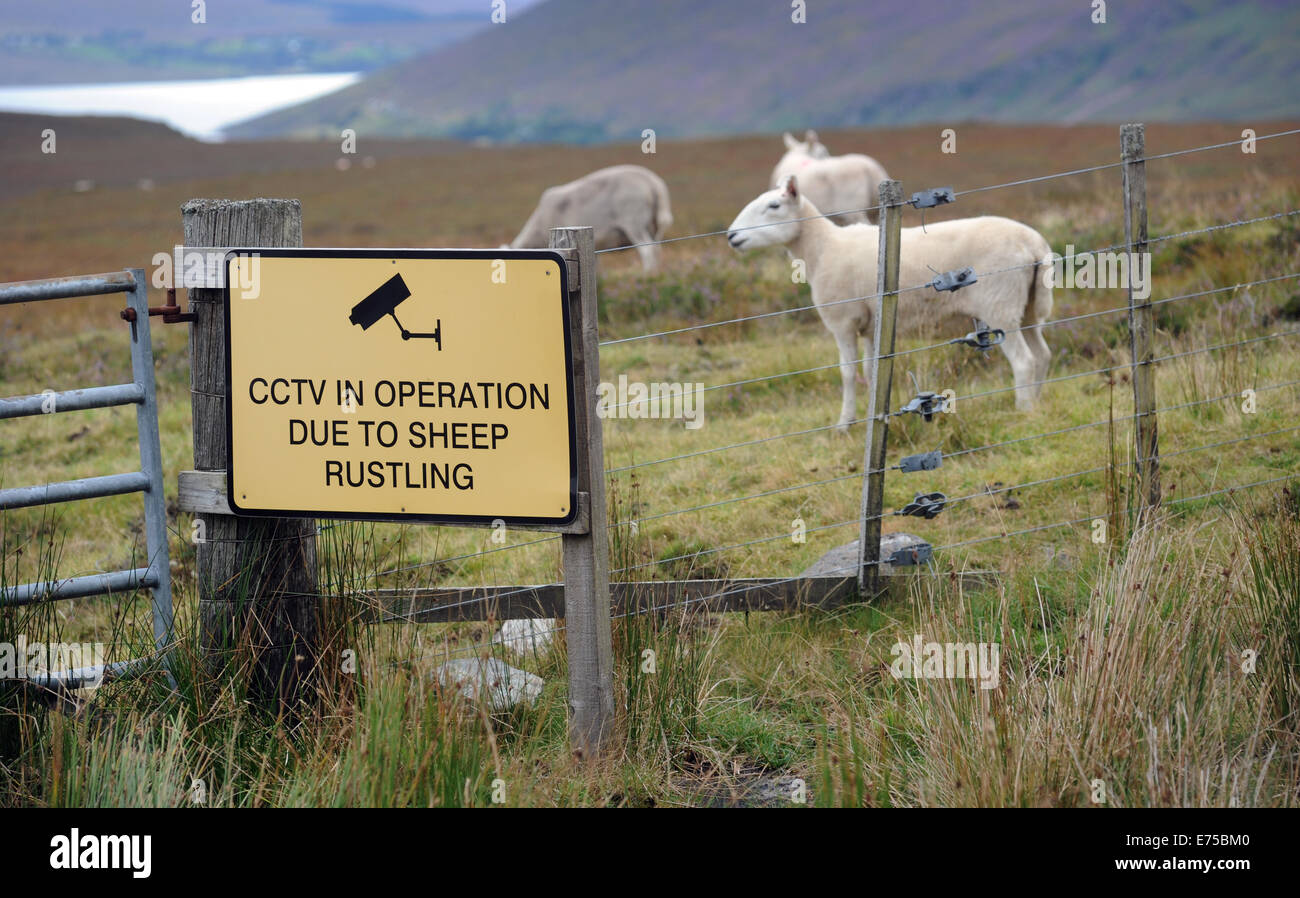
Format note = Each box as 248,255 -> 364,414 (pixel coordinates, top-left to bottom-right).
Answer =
226,0 -> 1300,142
0,1 -> 529,84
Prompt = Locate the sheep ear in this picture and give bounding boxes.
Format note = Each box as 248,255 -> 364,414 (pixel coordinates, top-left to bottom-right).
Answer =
783,131 -> 798,149
782,175 -> 799,198
805,129 -> 819,144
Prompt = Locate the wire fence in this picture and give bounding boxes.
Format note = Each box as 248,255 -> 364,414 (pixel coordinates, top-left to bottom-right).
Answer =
158,127 -> 1300,668
390,465 -> 1299,670
593,127 -> 1300,261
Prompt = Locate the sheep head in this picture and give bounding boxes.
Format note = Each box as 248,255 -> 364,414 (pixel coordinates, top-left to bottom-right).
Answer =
781,129 -> 830,158
727,175 -> 804,251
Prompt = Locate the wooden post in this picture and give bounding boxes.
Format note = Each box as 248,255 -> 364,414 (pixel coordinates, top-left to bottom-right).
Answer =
549,226 -> 614,759
182,198 -> 321,713
858,180 -> 904,594
1121,124 -> 1160,514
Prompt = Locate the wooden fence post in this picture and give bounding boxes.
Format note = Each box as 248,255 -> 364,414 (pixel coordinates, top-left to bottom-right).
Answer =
858,180 -> 904,595
1121,124 -> 1161,515
549,226 -> 614,759
182,198 -> 321,714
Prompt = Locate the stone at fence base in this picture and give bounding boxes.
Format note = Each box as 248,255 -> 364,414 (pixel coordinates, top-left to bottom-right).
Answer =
434,658 -> 544,712
1042,545 -> 1076,571
800,532 -> 927,578
493,618 -> 557,658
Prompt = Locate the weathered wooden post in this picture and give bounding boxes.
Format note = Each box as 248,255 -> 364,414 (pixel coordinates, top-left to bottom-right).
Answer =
857,180 -> 904,595
549,226 -> 615,759
1121,124 -> 1161,515
181,198 -> 321,713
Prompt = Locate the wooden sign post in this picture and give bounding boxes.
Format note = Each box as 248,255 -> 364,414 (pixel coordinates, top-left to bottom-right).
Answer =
550,227 -> 614,760
180,202 -> 614,756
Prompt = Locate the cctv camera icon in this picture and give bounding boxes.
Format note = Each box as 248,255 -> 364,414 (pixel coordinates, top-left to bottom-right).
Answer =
349,272 -> 441,347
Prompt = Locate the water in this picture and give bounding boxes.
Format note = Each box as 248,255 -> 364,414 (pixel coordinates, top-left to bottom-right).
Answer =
0,72 -> 362,142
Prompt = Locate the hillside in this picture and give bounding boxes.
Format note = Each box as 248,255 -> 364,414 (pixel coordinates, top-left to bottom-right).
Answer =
0,112 -> 465,201
0,0 -> 506,84
227,0 -> 1300,141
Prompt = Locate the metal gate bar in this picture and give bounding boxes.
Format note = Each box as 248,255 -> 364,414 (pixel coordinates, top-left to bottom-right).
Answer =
0,268 -> 173,688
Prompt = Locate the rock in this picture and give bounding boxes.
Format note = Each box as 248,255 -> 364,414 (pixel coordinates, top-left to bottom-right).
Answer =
433,658 -> 544,712
800,532 -> 928,578
800,541 -> 859,578
745,775 -> 809,806
1043,545 -> 1076,570
676,773 -> 811,808
492,618 -> 557,658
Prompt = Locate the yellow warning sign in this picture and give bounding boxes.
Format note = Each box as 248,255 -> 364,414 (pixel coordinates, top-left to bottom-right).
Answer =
223,249 -> 576,526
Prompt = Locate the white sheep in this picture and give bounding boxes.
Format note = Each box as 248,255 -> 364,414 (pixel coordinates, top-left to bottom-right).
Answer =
727,175 -> 1054,430
508,164 -> 672,272
771,130 -> 889,225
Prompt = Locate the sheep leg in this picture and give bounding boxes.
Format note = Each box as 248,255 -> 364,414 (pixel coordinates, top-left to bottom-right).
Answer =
1026,326 -> 1052,395
833,328 -> 860,432
623,226 -> 659,273
636,242 -> 660,273
858,329 -> 875,386
999,330 -> 1040,410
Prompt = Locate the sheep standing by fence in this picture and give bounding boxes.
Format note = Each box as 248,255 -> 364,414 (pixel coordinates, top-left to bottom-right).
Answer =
727,175 -> 1054,430
508,164 -> 673,272
771,130 -> 889,225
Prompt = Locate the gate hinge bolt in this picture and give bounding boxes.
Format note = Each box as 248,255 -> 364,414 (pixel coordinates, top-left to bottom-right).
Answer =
148,288 -> 197,324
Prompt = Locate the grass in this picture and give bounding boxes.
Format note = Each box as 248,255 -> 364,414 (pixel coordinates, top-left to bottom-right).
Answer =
1,122 -> 1298,806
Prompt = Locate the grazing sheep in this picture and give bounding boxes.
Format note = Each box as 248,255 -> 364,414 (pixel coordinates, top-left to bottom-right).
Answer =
771,130 -> 889,225
727,176 -> 1054,430
508,164 -> 672,272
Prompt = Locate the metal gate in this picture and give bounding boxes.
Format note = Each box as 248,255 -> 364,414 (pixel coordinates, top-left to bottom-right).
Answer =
0,268 -> 173,689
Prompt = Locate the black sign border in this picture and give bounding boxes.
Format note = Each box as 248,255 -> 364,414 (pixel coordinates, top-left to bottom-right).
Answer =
221,247 -> 579,529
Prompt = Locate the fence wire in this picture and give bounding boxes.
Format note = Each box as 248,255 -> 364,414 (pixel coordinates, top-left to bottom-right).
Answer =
600,210 -> 1299,353
322,360 -> 1299,596
350,117 -> 1300,678
160,127 -> 1300,644
390,468 -> 1297,670
593,128 -> 1300,264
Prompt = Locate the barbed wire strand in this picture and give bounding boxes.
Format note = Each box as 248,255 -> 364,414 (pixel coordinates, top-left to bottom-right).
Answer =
939,327 -> 1300,409
393,462 -> 1299,667
935,472 -> 1297,554
215,365 -> 1300,619
592,129 -> 1300,259
594,201 -> 887,255
284,376 -> 1300,598
601,212 -> 1299,350
369,434 -> 1300,671
602,319 -> 1300,418
943,377 -> 1300,463
894,421 -> 1300,521
606,416 -> 869,475
1140,129 -> 1300,163
598,270 -> 1300,476
646,414 -> 1300,545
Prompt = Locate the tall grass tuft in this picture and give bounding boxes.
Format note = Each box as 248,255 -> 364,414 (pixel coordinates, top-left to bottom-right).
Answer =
817,494 -> 1300,807
610,470 -> 721,772
1237,485 -> 1300,730
280,668 -> 497,807
0,508 -> 69,776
